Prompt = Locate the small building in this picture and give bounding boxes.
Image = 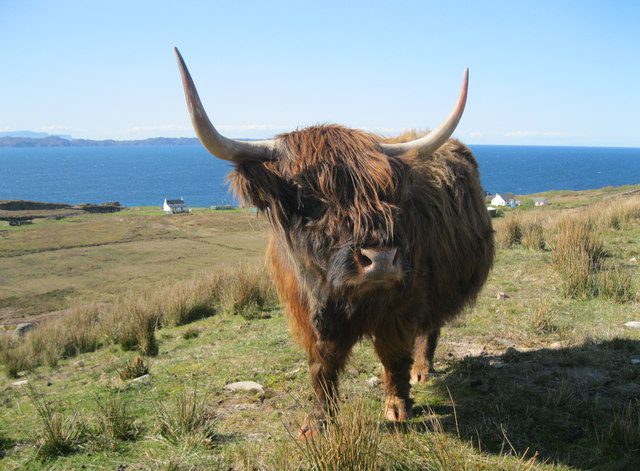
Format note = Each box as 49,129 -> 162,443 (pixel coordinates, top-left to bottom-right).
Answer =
533,197 -> 549,206
491,194 -> 507,206
163,198 -> 190,214
492,193 -> 522,207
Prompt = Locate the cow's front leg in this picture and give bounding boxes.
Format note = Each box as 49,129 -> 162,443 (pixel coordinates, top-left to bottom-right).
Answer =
299,338 -> 352,438
411,327 -> 440,384
373,331 -> 414,422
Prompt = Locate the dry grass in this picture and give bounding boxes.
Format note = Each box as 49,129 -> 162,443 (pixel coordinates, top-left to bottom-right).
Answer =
552,217 -> 606,298
530,298 -> 558,334
295,399 -> 382,471
0,262 -> 277,377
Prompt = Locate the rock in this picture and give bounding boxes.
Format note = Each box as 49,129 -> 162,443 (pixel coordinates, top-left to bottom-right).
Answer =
497,292 -> 510,300
630,257 -> 637,263
624,321 -> 640,330
631,357 -> 640,365
366,376 -> 381,387
224,381 -> 264,395
12,379 -> 28,387
14,323 -> 34,337
132,374 -> 151,383
490,360 -> 505,369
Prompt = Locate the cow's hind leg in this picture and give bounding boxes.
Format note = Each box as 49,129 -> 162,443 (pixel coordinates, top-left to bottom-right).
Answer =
411,328 -> 440,384
373,328 -> 414,422
300,339 -> 352,438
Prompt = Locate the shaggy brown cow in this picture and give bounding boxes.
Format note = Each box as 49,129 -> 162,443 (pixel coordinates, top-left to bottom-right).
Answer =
174,48 -> 494,436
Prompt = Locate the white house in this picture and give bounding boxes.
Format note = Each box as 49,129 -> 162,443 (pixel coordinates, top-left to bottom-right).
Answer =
491,194 -> 507,206
533,197 -> 549,206
163,198 -> 190,214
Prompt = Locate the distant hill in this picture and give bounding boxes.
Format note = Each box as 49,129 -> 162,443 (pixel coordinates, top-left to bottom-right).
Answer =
0,130 -> 73,140
0,135 -> 201,147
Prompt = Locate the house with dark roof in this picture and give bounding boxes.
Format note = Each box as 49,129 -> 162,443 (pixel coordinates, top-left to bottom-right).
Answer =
163,198 -> 190,214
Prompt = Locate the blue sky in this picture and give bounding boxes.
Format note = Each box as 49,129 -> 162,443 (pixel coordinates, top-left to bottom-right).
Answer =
1,1 -> 639,146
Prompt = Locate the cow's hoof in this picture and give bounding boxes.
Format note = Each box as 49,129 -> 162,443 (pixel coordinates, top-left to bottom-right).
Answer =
385,396 -> 412,422
410,366 -> 436,384
298,415 -> 327,440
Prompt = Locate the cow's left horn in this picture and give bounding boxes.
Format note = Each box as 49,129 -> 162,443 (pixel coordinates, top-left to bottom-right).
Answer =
379,68 -> 469,159
174,47 -> 277,163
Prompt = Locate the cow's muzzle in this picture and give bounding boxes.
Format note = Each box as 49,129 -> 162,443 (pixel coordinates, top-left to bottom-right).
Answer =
356,247 -> 402,284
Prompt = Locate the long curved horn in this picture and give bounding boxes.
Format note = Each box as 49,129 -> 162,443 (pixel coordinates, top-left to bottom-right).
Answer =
174,47 -> 277,162
379,68 -> 469,159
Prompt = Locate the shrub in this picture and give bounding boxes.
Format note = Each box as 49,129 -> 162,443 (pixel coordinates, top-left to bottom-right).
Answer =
496,216 -> 523,248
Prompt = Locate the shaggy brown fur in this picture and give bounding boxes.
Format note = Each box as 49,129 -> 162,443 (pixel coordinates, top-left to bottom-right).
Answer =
229,124 -> 494,432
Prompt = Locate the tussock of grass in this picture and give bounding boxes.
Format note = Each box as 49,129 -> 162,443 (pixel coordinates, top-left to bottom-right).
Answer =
593,266 -> 635,303
104,294 -> 160,356
552,217 -> 605,298
596,400 -> 640,454
295,399 -> 382,471
95,390 -> 141,442
156,385 -> 216,447
28,383 -> 86,460
118,356 -> 150,380
531,298 -> 558,334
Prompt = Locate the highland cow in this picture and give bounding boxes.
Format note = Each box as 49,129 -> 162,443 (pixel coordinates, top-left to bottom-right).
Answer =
174,48 -> 494,436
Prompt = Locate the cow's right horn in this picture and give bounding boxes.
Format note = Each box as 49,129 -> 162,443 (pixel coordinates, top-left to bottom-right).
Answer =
379,68 -> 469,159
174,47 -> 278,163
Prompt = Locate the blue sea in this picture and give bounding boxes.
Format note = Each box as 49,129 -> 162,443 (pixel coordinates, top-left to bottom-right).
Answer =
1,145 -> 639,207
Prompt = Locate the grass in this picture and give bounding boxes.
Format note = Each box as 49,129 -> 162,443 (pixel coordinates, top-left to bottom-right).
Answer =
94,390 -> 141,442
27,384 -> 86,460
156,385 -> 216,447
118,356 -> 150,380
1,187 -> 640,469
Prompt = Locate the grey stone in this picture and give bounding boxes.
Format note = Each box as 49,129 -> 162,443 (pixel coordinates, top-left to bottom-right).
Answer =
12,379 -> 28,387
366,376 -> 381,387
224,381 -> 264,395
132,374 -> 151,383
624,321 -> 640,330
14,323 -> 34,337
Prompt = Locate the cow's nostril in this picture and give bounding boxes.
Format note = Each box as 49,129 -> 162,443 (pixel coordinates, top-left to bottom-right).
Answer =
358,251 -> 373,268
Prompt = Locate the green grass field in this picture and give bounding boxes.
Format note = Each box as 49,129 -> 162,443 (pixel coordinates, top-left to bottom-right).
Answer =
1,188 -> 640,470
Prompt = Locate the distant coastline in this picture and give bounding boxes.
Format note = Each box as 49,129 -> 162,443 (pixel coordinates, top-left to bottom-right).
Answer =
0,135 -> 201,148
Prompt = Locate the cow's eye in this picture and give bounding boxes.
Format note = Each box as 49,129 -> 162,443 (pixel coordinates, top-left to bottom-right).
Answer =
297,196 -> 324,221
